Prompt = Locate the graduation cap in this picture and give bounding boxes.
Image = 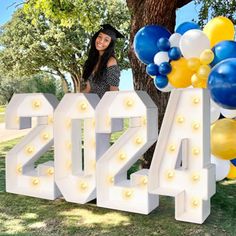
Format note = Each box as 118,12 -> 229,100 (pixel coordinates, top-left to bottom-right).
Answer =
100,24 -> 125,40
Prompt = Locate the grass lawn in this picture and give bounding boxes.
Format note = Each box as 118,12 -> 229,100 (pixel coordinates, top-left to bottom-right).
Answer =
0,138 -> 236,235
0,105 -> 6,113
0,114 -> 4,124
0,105 -> 5,123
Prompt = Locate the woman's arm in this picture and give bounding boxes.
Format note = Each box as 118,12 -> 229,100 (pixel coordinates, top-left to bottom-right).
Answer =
110,85 -> 119,91
81,81 -> 91,93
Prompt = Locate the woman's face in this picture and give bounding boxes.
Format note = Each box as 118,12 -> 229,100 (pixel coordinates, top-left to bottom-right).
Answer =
95,32 -> 112,53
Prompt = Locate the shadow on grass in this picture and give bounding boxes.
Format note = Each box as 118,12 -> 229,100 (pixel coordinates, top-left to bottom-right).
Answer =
0,139 -> 236,235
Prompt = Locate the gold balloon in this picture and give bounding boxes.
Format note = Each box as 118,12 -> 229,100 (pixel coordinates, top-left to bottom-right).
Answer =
211,118 -> 236,160
197,64 -> 211,78
168,58 -> 194,88
227,163 -> 236,179
200,49 -> 214,65
203,16 -> 235,47
191,73 -> 207,88
187,58 -> 201,72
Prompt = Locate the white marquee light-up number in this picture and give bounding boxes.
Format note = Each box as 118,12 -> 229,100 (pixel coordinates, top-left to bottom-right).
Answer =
54,93 -> 100,203
5,93 -> 61,199
96,91 -> 159,214
149,89 -> 215,224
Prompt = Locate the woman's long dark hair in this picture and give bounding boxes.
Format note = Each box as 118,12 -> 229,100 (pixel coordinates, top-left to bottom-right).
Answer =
82,31 -> 116,82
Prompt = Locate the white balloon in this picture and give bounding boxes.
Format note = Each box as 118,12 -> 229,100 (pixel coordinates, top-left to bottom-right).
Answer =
211,155 -> 230,181
220,107 -> 236,118
156,83 -> 173,92
179,29 -> 210,59
169,33 -> 181,48
210,99 -> 221,123
154,51 -> 169,65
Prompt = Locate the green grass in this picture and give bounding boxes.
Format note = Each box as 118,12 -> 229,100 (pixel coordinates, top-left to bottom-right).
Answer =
0,105 -> 6,123
0,114 -> 4,123
0,105 -> 6,113
1,139 -> 236,235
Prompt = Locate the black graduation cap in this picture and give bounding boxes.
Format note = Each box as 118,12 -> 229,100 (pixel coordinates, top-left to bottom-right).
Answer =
100,24 -> 125,40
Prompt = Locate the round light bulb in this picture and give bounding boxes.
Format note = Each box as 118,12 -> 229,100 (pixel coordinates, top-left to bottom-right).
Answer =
48,116 -> 54,124
191,198 -> 200,208
123,189 -> 133,199
41,132 -> 50,141
80,182 -> 88,190
108,176 -> 114,184
169,145 -> 176,152
176,116 -> 185,124
192,174 -> 200,182
32,99 -> 42,109
32,178 -> 40,186
166,170 -> 175,180
119,153 -> 127,161
16,164 -> 22,174
79,101 -> 88,111
135,137 -> 143,145
47,167 -> 54,176
141,176 -> 148,185
192,148 -> 200,156
192,97 -> 200,105
25,145 -> 35,155
192,122 -> 200,130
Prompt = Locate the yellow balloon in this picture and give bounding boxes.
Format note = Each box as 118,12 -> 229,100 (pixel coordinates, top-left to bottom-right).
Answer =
211,118 -> 236,160
203,16 -> 235,47
191,73 -> 207,88
200,49 -> 214,65
227,163 -> 236,179
187,58 -> 201,71
197,64 -> 211,78
168,58 -> 194,88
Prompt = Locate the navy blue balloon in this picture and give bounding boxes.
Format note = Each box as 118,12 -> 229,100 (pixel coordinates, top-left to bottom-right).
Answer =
154,75 -> 168,89
168,47 -> 181,60
146,63 -> 159,76
157,37 -> 170,51
231,158 -> 236,167
134,25 -> 171,65
158,62 -> 172,75
176,22 -> 200,35
208,58 -> 236,109
211,40 -> 236,67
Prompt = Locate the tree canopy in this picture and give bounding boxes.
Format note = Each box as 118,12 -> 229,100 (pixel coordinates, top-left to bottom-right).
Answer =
196,0 -> 236,26
0,0 -> 130,92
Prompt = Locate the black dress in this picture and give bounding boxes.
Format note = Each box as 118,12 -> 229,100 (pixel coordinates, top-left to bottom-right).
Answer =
88,65 -> 120,98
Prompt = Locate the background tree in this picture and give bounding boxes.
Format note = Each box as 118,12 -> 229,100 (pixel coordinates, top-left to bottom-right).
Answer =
0,0 -> 130,92
195,0 -> 236,26
0,73 -> 63,104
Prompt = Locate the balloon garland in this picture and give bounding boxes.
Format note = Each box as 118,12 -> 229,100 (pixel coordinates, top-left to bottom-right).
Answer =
133,16 -> 236,181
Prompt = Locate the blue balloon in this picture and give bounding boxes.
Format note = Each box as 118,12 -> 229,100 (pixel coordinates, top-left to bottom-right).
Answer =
211,40 -> 236,67
231,158 -> 236,167
208,58 -> 236,109
157,37 -> 170,51
146,63 -> 159,76
168,47 -> 181,60
158,62 -> 172,75
176,22 -> 200,35
134,25 -> 171,65
154,75 -> 168,89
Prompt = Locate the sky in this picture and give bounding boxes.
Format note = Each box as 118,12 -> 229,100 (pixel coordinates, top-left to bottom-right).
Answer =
0,1 -> 200,90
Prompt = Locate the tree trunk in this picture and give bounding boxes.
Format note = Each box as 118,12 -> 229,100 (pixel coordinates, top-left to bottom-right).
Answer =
126,0 -> 191,167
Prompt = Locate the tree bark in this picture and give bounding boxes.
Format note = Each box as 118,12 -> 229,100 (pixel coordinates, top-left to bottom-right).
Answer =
126,0 -> 192,167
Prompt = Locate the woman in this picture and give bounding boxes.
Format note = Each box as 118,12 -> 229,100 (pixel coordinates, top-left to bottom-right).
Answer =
82,24 -> 124,98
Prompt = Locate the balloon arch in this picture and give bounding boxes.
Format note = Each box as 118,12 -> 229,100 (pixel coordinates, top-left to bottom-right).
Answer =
133,16 -> 236,181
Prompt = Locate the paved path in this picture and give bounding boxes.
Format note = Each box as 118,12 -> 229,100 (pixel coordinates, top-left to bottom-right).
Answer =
0,123 -> 31,143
